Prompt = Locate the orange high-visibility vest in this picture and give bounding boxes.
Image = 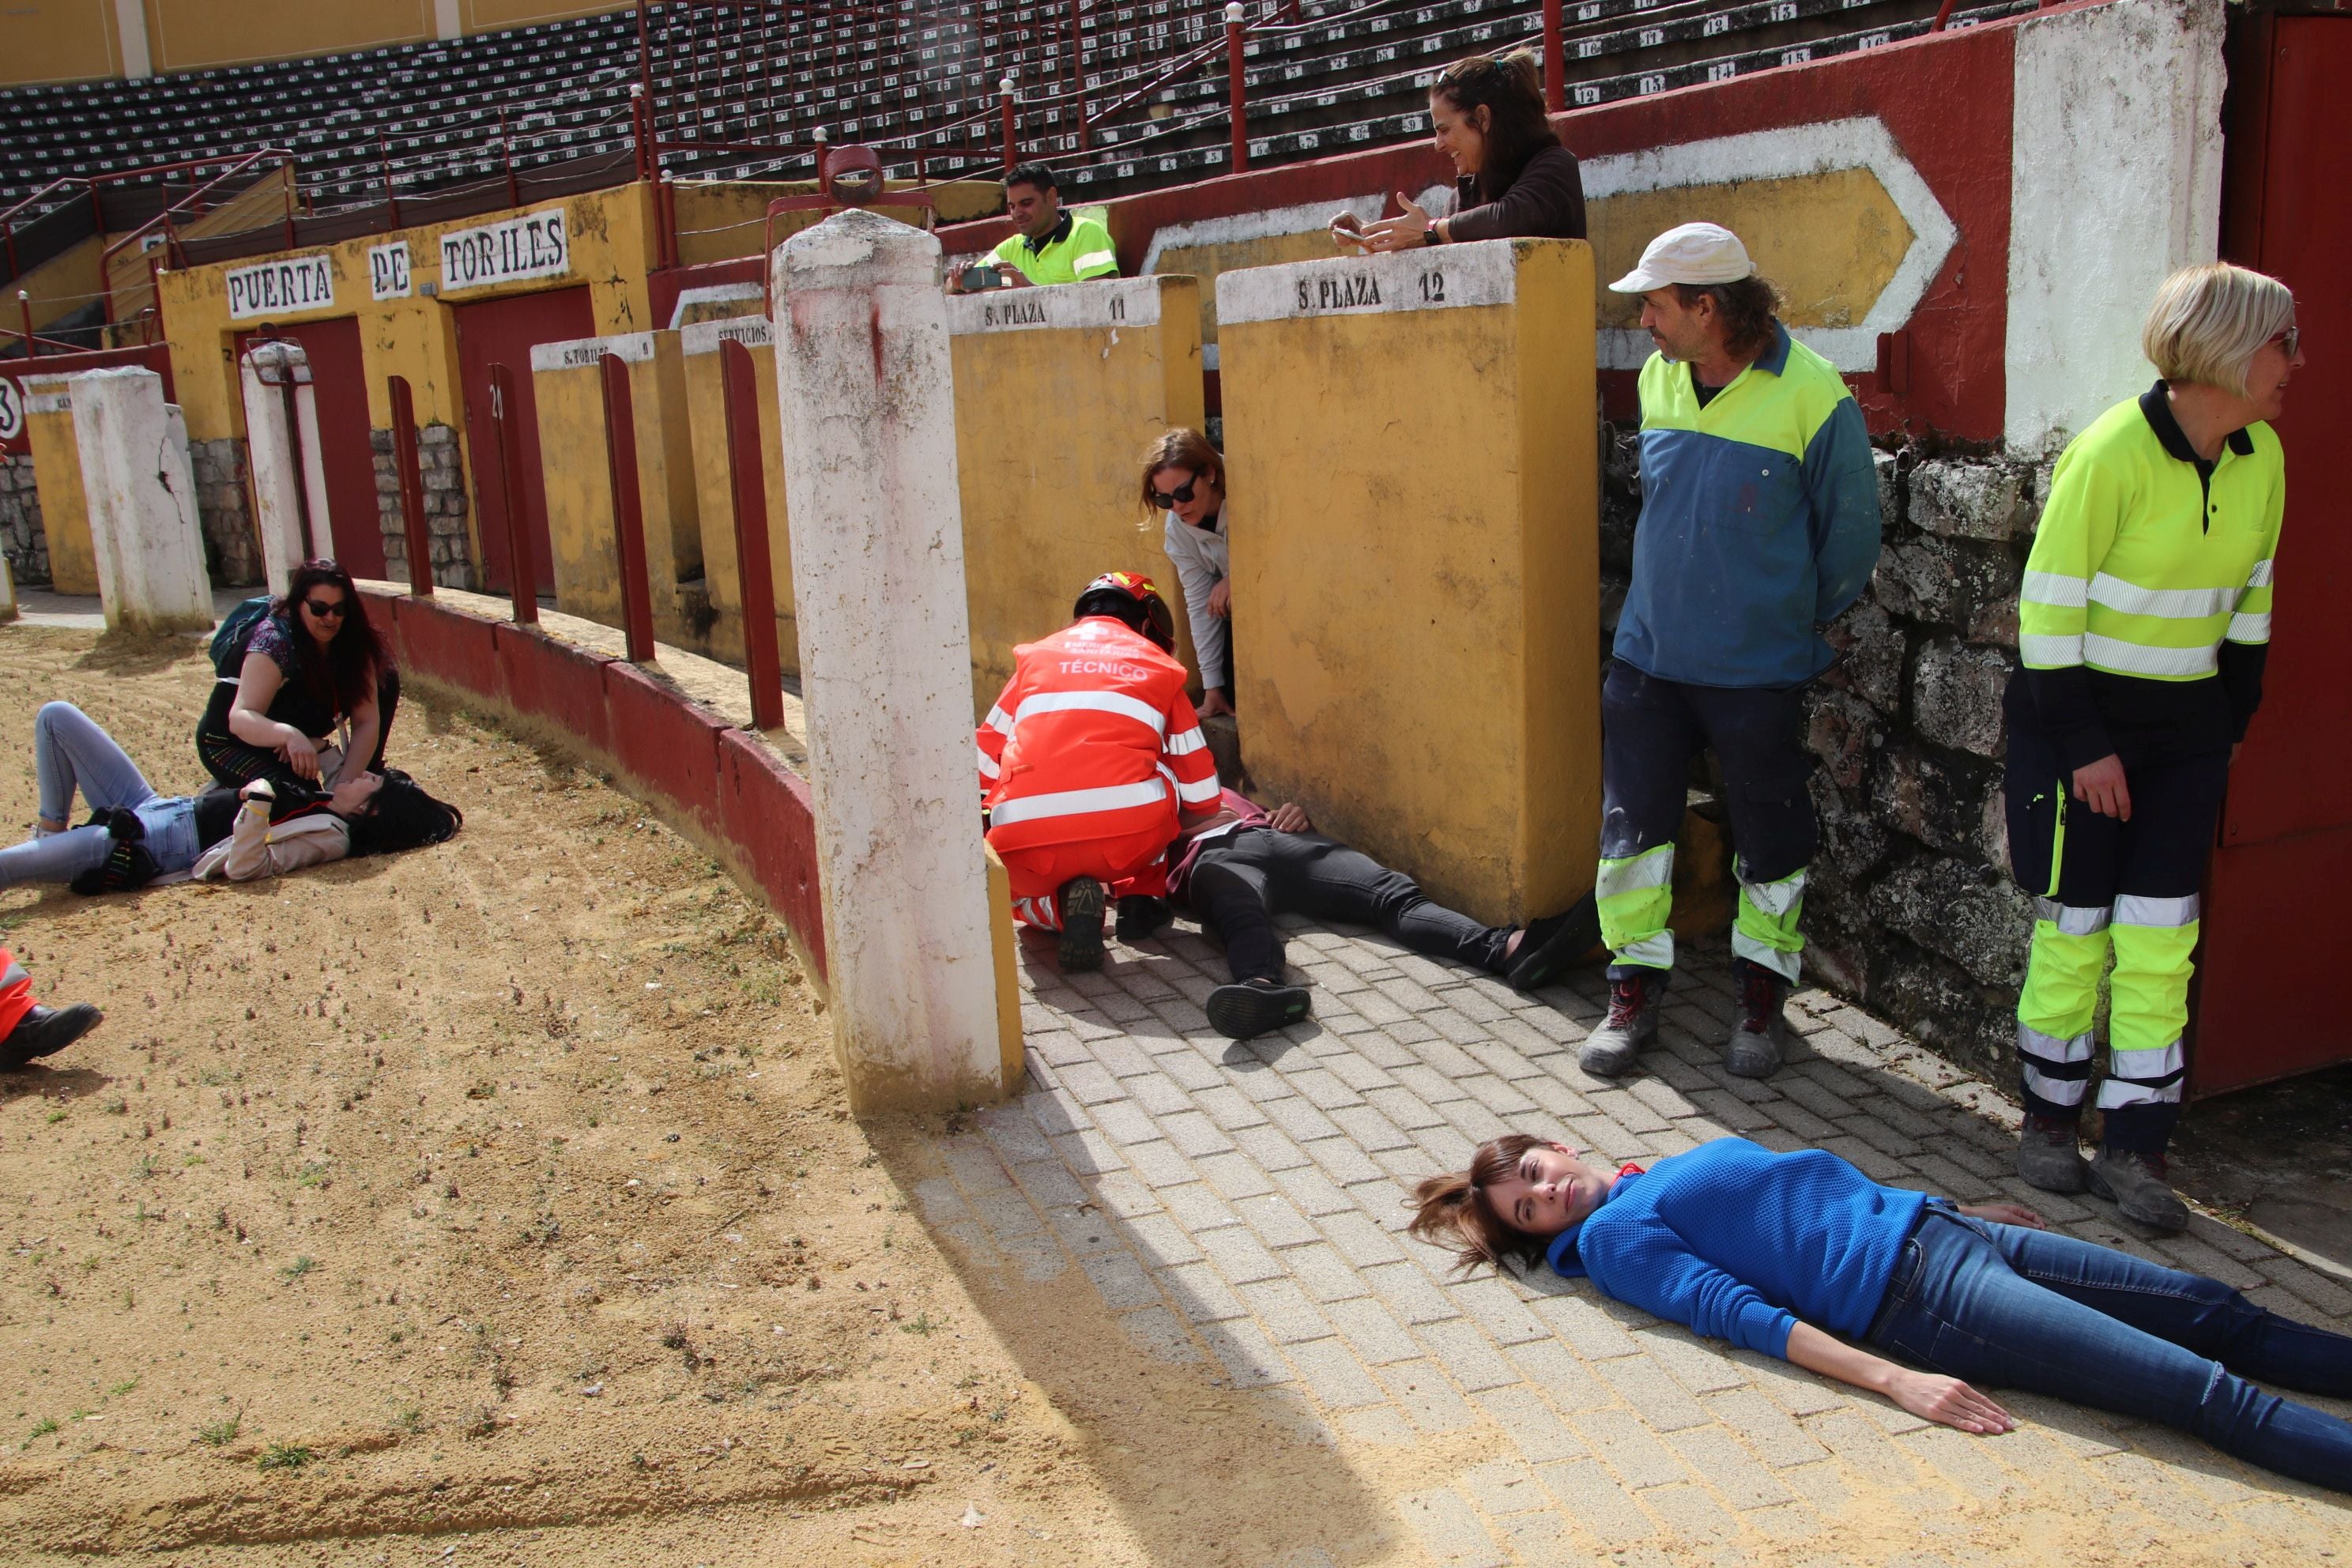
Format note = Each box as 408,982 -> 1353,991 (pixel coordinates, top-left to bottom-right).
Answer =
978,617 -> 1219,852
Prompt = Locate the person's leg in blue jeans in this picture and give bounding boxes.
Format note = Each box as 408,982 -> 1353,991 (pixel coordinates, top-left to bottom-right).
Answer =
35,702 -> 156,827
1870,1210 -> 2352,1489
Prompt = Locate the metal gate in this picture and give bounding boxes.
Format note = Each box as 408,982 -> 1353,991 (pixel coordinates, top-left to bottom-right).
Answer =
2195,13 -> 2352,1095
452,285 -> 595,597
234,316 -> 385,580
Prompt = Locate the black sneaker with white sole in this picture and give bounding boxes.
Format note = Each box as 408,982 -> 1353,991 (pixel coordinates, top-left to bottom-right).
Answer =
1206,979 -> 1313,1041
1055,876 -> 1107,972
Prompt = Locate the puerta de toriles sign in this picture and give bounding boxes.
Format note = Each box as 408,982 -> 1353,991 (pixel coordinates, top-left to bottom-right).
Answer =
225,254 -> 336,322
1215,240 -> 1521,327
368,240 -> 413,301
439,209 -> 571,294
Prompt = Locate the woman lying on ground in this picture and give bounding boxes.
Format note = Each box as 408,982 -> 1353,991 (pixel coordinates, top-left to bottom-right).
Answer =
1411,1132 -> 2352,1491
197,558 -> 400,796
1332,51 -> 1585,254
6,702 -> 459,894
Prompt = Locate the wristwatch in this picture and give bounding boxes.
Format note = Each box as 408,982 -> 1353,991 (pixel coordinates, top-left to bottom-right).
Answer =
1423,221 -> 1445,247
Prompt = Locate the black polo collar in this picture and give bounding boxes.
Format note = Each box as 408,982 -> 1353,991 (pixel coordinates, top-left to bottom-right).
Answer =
1023,208 -> 1073,257
2139,379 -> 2255,463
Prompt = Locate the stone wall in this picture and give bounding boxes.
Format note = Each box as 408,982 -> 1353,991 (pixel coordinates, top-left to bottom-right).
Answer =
187,435 -> 262,586
1600,425 -> 2047,1083
0,454 -> 46,586
372,422 -> 478,591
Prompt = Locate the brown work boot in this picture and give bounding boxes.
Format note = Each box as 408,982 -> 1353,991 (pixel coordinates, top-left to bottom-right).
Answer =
1722,958 -> 1788,1080
2016,1114 -> 2089,1194
2087,1146 -> 2190,1233
1579,974 -> 1663,1078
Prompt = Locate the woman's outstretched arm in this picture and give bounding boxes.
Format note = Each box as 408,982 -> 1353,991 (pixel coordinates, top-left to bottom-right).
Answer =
1785,1323 -> 2014,1434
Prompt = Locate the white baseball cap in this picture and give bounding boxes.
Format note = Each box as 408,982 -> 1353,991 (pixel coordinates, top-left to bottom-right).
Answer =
1608,222 -> 1756,292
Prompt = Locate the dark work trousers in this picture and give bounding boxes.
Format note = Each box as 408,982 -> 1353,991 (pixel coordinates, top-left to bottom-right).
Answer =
196,669 -> 401,793
1598,662 -> 1817,981
1185,827 -> 1513,985
2004,709 -> 2228,1153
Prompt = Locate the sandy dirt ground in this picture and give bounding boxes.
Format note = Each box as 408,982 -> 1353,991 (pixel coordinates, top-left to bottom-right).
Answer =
0,628 -> 1367,1567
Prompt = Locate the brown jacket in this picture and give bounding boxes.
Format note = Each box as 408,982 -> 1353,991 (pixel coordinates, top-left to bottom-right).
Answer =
1449,143 -> 1587,243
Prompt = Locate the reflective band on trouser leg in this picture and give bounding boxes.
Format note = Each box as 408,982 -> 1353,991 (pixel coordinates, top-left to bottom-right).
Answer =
2017,910 -> 2109,1118
2100,896 -> 2198,1113
1730,857 -> 1805,983
1596,844 -> 1675,972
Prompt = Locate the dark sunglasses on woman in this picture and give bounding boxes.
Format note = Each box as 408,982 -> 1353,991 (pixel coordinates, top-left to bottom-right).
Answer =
303,598 -> 348,619
1148,478 -> 1198,509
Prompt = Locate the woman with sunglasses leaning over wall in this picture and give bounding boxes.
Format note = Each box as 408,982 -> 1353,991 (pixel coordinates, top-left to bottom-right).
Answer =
1140,428 -> 1234,717
196,559 -> 400,797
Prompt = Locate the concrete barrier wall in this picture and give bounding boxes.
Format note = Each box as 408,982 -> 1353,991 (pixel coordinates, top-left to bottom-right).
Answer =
1218,239 -> 1600,928
528,330 -> 700,644
23,379 -> 96,596
946,274 -> 1205,707
680,315 -> 797,676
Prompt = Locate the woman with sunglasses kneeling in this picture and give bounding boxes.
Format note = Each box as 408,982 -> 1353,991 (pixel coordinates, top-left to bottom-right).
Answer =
197,559 -> 399,797
1139,429 -> 1234,718
1412,1133 -> 2352,1492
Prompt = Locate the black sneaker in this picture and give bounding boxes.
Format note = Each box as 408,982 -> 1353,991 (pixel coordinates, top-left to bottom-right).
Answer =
1206,978 -> 1313,1041
0,1004 -> 103,1072
1055,876 -> 1106,972
1115,895 -> 1173,945
1503,895 -> 1600,993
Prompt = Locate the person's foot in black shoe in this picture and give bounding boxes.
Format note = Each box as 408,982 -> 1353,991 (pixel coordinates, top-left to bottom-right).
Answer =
1504,894 -> 1601,993
1207,978 -> 1313,1041
1115,895 -> 1173,945
0,1003 -> 103,1072
1055,876 -> 1107,972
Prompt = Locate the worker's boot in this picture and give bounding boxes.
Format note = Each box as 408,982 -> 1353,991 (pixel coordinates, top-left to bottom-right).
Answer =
1206,978 -> 1313,1042
2016,1114 -> 2089,1194
2087,1145 -> 2190,1233
1722,958 -> 1788,1080
0,1004 -> 103,1072
1578,974 -> 1663,1078
1055,877 -> 1106,973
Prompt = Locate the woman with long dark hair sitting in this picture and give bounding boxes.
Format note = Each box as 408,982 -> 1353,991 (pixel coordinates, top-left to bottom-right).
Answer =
1332,51 -> 1586,253
198,559 -> 399,795
1410,1133 -> 2352,1492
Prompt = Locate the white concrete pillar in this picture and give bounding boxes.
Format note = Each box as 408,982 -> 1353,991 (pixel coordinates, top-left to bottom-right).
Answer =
239,341 -> 334,593
0,552 -> 16,623
771,208 -> 1018,1115
70,368 -> 213,635
111,0 -> 153,79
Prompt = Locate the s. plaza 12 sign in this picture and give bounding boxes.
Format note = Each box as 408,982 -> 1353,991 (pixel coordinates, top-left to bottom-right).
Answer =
439,209 -> 571,294
225,254 -> 335,321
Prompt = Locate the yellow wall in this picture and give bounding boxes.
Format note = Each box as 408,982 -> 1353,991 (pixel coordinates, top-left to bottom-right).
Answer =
679,318 -> 796,676
1219,239 -> 1600,927
109,165 -> 300,330
141,1 -> 434,74
15,239 -> 103,335
670,179 -> 1004,270
23,379 -> 96,595
0,2 -> 125,85
948,275 -> 1205,711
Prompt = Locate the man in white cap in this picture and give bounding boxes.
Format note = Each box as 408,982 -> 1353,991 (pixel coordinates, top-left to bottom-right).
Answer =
1578,221 -> 1881,1082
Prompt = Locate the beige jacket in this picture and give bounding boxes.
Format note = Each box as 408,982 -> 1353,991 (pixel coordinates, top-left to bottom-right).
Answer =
190,793 -> 350,882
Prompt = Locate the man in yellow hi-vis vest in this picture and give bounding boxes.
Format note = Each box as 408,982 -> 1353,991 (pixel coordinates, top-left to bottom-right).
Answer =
948,162 -> 1118,293
2007,263 -> 2301,1233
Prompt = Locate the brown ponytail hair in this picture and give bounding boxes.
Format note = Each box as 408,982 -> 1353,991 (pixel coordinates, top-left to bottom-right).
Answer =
1408,1132 -> 1554,1275
1430,51 -> 1560,205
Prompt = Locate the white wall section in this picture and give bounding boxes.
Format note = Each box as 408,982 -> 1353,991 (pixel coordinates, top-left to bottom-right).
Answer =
70,368 -> 213,635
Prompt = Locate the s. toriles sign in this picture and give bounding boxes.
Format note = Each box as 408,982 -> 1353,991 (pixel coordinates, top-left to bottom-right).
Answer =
439,209 -> 571,295
225,254 -> 335,322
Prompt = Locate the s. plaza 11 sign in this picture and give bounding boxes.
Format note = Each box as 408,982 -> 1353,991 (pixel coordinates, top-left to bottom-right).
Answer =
439,209 -> 571,294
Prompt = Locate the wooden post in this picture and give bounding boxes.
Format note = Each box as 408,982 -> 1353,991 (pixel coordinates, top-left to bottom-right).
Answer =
389,375 -> 433,596
1543,0 -> 1565,113
488,362 -> 537,623
599,352 -> 657,662
720,337 -> 786,729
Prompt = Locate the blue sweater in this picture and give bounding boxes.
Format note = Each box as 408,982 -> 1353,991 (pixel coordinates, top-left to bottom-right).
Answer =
1544,1138 -> 1928,1359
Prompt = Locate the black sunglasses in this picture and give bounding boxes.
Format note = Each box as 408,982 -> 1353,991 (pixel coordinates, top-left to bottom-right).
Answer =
1148,478 -> 1198,509
303,597 -> 348,619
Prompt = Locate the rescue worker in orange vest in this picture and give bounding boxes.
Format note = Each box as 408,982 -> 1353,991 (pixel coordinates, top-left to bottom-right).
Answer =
978,573 -> 1224,971
1,947 -> 102,1072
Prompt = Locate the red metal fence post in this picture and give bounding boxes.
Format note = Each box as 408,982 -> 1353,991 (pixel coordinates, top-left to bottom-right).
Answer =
389,374 -> 433,597
1069,1 -> 1091,150
488,362 -> 538,624
1542,0 -> 1565,113
600,352 -> 657,662
718,338 -> 786,729
379,133 -> 401,227
1225,4 -> 1249,173
500,111 -> 521,209
1000,76 -> 1018,175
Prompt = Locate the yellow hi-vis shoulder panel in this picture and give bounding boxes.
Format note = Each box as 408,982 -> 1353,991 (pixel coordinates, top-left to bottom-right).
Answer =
2020,398 -> 2283,682
1635,333 -> 1851,458
991,213 -> 1120,286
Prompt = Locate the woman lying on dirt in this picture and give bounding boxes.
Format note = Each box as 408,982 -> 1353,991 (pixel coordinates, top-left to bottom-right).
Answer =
1411,1133 -> 2352,1491
197,558 -> 400,796
5,701 -> 460,893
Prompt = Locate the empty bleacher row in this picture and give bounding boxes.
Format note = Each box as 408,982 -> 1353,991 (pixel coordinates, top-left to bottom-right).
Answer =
2,0 -> 2037,261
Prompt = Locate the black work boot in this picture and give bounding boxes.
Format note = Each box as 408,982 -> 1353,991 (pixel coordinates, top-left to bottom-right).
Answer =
2088,1145 -> 2190,1233
2016,1114 -> 2089,1194
1206,978 -> 1312,1041
1054,876 -> 1107,972
1,1004 -> 103,1072
1579,974 -> 1663,1077
1722,958 -> 1788,1080
1114,895 -> 1173,945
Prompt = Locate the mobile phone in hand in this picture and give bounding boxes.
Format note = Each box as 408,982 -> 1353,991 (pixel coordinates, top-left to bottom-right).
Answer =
962,263 -> 1002,291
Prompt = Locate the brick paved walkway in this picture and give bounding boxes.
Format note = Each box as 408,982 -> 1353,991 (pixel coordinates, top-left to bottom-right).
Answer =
914,915 -> 2352,1565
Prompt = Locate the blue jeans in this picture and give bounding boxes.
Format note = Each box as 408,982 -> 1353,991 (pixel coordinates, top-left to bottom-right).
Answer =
2,703 -> 198,889
1869,1208 -> 2352,1491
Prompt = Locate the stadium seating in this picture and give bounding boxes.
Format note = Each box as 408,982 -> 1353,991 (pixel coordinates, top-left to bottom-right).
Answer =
1,0 -> 2039,266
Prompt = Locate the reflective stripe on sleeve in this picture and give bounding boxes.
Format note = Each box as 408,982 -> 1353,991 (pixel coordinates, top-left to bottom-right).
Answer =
1013,688 -> 1167,735
1174,772 -> 1221,805
976,748 -> 1001,780
2113,893 -> 2200,928
985,776 -> 1169,827
2247,557 -> 2274,589
1073,249 -> 1116,270
1164,726 -> 1208,756
984,705 -> 1016,737
2082,635 -> 2216,677
2019,633 -> 2085,668
2226,611 -> 2271,643
2021,571 -> 2089,609
2087,574 -> 2240,619
2033,898 -> 2110,936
